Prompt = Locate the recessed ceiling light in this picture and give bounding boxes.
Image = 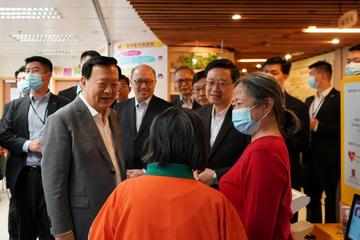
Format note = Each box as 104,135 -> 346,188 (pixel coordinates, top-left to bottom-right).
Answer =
38,49 -> 84,56
331,38 -> 340,44
241,68 -> 247,73
256,64 -> 262,69
237,59 -> 267,63
303,26 -> 360,33
0,7 -> 62,19
232,14 -> 241,20
285,54 -> 292,60
11,34 -> 80,42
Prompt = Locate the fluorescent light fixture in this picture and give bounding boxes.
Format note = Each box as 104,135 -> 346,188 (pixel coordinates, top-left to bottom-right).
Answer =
256,64 -> 262,69
11,34 -> 80,42
241,68 -> 247,73
38,49 -> 84,56
303,26 -> 360,33
237,59 -> 267,63
331,38 -> 340,44
0,7 -> 62,19
232,14 -> 241,20
285,54 -> 292,60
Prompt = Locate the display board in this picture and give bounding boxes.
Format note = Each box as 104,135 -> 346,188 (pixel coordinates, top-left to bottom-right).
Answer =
341,75 -> 360,205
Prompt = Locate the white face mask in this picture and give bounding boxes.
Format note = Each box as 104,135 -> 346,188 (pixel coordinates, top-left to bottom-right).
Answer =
345,62 -> 360,76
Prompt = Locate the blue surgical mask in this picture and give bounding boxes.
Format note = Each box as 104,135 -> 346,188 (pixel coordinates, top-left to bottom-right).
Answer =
17,79 -> 30,94
26,73 -> 43,90
345,62 -> 360,76
307,75 -> 318,89
232,105 -> 269,135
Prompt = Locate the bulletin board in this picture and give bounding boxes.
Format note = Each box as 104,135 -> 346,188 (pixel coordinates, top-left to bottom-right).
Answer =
341,75 -> 360,205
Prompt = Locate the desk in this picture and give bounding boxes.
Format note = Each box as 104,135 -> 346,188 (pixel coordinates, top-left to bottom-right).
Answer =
310,224 -> 343,240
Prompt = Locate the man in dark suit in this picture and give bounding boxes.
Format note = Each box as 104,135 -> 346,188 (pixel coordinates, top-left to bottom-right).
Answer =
196,59 -> 248,186
114,64 -> 172,178
58,50 -> 101,101
41,56 -> 126,240
263,57 -> 310,222
303,61 -> 340,223
172,66 -> 201,110
0,56 -> 70,240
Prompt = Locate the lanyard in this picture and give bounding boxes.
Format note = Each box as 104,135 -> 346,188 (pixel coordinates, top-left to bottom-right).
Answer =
311,97 -> 325,118
30,102 -> 48,125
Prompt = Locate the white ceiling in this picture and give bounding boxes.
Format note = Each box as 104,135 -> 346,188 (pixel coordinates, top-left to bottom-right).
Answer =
0,0 -> 159,58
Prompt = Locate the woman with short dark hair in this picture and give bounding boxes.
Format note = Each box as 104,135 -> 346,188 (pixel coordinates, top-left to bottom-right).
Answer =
219,72 -> 299,240
89,107 -> 248,240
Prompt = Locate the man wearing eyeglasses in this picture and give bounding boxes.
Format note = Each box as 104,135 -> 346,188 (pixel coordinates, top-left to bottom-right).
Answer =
195,59 -> 249,187
114,64 -> 172,178
172,66 -> 201,110
192,70 -> 209,107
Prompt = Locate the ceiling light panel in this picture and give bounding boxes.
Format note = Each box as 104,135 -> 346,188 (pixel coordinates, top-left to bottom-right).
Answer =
38,49 -> 84,56
11,34 -> 80,42
0,7 -> 62,19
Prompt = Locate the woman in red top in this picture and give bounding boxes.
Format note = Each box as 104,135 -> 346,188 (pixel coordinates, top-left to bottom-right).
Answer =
219,72 -> 300,240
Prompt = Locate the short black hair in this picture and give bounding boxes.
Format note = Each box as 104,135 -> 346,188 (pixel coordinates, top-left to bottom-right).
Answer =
174,66 -> 194,77
116,65 -> 122,78
204,59 -> 239,82
14,65 -> 25,78
143,107 -> 209,170
80,50 -> 101,61
25,56 -> 53,72
308,60 -> 332,79
349,44 -> 360,52
82,56 -> 118,79
263,57 -> 292,75
192,70 -> 206,85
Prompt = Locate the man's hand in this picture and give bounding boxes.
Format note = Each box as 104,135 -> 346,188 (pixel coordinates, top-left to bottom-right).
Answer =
310,118 -> 319,131
28,138 -> 41,153
198,168 -> 216,185
126,169 -> 145,178
55,231 -> 75,240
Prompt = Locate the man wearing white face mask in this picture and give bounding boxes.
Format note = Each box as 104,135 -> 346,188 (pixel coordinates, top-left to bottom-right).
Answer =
303,61 -> 340,223
345,44 -> 360,76
0,56 -> 70,239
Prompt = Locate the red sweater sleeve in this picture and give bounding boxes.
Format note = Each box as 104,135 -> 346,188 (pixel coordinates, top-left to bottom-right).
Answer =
242,149 -> 289,240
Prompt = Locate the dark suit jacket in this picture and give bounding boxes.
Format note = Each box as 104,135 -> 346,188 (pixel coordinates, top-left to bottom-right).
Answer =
284,92 -> 309,189
114,96 -> 172,169
172,96 -> 201,110
304,88 -> 340,168
0,93 -> 70,192
197,105 -> 249,181
58,85 -> 77,101
41,96 -> 126,239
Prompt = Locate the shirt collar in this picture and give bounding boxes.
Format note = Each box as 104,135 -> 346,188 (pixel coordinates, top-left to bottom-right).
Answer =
135,96 -> 152,108
180,95 -> 193,104
211,103 -> 231,117
316,87 -> 332,99
76,82 -> 82,94
145,163 -> 194,179
30,90 -> 51,103
79,92 -> 110,118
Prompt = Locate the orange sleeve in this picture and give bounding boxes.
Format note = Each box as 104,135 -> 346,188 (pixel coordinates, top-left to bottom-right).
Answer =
88,187 -> 121,240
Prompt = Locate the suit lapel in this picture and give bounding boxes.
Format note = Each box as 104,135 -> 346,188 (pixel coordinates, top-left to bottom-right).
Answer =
128,98 -> 137,136
74,98 -> 115,172
109,112 -> 126,179
316,88 -> 336,118
136,97 -> 157,139
210,106 -> 233,157
47,93 -> 58,116
19,97 -> 31,139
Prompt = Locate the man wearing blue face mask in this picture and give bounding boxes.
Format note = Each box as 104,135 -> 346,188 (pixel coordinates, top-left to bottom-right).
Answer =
345,44 -> 360,76
303,61 -> 340,223
0,56 -> 70,239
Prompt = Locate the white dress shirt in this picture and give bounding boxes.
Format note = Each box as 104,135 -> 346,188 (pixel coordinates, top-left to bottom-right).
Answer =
79,93 -> 121,184
309,87 -> 332,132
180,95 -> 194,109
135,97 -> 152,132
210,104 -> 231,147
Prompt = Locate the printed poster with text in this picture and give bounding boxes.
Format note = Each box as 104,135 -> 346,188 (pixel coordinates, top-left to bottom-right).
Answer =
345,82 -> 360,189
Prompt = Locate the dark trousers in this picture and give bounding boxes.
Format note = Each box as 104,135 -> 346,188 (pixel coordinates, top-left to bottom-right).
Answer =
13,166 -> 53,240
8,195 -> 18,240
302,164 -> 339,223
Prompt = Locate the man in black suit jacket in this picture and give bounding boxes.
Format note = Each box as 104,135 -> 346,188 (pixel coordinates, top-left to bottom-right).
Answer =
196,59 -> 249,186
0,56 -> 70,239
59,50 -> 101,101
263,57 -> 310,222
303,61 -> 340,223
172,66 -> 201,110
114,64 -> 172,178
